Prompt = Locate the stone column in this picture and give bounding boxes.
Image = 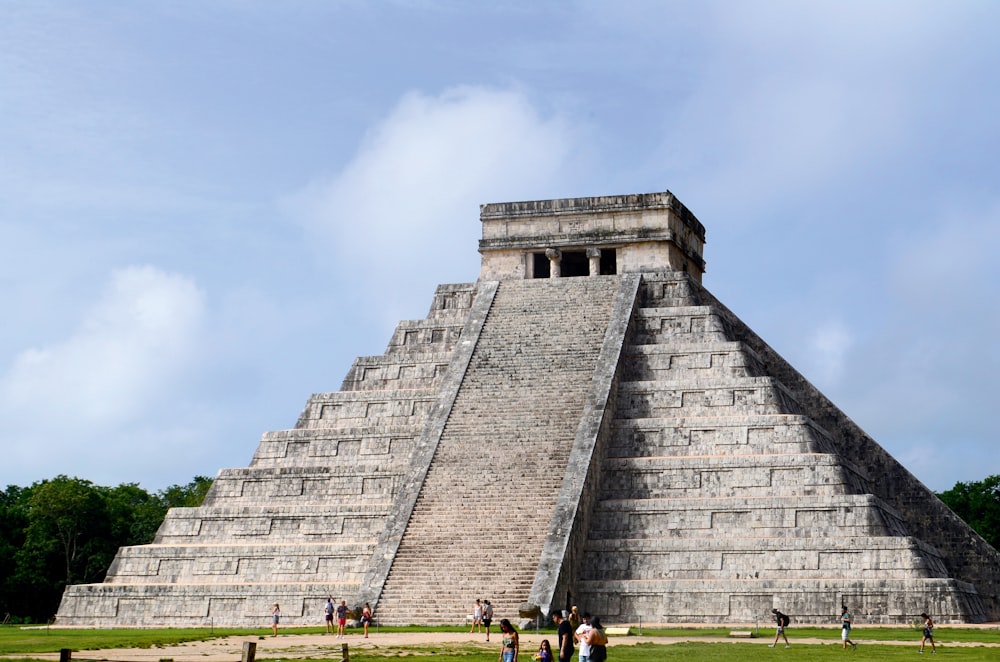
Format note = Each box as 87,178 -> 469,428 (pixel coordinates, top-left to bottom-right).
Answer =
587,247 -> 602,276
545,248 -> 562,278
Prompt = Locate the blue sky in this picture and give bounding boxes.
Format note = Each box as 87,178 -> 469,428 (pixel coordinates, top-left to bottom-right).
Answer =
2,1 -> 997,493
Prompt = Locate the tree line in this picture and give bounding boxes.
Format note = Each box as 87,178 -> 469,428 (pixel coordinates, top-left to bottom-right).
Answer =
936,474 -> 1000,551
0,475 -> 212,624
0,473 -> 996,625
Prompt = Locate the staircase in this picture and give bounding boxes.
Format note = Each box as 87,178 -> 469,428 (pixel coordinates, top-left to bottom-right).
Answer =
374,276 -> 621,624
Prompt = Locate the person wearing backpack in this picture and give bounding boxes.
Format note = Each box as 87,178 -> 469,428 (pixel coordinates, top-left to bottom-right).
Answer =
768,608 -> 791,648
324,597 -> 335,633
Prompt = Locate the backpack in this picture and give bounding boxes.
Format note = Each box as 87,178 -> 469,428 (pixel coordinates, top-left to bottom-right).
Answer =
781,614 -> 791,627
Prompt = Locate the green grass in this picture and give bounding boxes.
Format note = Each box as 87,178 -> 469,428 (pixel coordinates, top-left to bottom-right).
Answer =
0,624 -> 485,654
0,626 -> 257,655
2,624 -> 999,661
625,625 -> 1000,644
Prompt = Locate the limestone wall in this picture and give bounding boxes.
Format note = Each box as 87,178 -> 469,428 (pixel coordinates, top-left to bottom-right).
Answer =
570,272 -> 992,625
478,192 -> 706,283
691,278 -> 1000,621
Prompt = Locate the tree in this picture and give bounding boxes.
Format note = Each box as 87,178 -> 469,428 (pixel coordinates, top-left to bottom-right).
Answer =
0,474 -> 213,623
159,475 -> 214,509
0,484 -> 31,620
101,483 -> 167,571
23,476 -> 106,586
9,476 -> 107,621
938,474 -> 1000,551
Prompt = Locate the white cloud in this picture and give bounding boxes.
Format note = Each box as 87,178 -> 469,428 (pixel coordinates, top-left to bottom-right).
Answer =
285,86 -> 587,328
1,265 -> 206,429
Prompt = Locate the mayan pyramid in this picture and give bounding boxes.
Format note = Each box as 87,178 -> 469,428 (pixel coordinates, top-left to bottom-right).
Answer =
57,191 -> 1000,627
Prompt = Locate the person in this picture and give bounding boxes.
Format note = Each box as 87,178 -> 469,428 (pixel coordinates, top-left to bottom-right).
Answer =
919,612 -> 936,653
324,597 -> 335,633
768,608 -> 790,648
552,611 -> 575,662
574,612 -> 593,662
584,616 -> 608,662
841,605 -> 857,650
471,599 -> 483,634
535,639 -> 554,662
271,603 -> 280,637
569,606 -> 581,631
498,618 -> 519,662
483,599 -> 494,642
336,599 -> 348,638
361,603 -> 372,638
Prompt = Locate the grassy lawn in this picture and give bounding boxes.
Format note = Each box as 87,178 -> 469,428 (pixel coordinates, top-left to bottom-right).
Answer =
2,624 -> 998,661
0,624 -> 470,655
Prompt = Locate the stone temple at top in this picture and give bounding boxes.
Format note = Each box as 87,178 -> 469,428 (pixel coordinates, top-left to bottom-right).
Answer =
57,191 -> 1000,626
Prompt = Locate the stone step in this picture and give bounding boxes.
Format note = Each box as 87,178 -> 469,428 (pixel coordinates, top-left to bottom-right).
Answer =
56,582 -> 369,627
616,377 -> 804,417
575,576 -> 983,625
599,453 -> 864,499
622,342 -> 768,381
154,504 -> 393,544
589,493 -> 907,540
341,353 -> 455,391
376,277 -> 619,622
580,536 -> 948,580
608,414 -> 835,457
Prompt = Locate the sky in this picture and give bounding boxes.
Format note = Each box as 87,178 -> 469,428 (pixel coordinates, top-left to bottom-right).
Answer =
1,0 -> 998,494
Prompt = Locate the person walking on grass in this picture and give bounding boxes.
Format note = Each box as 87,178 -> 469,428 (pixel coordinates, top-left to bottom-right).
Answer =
336,599 -> 348,638
919,612 -> 937,654
768,608 -> 790,648
535,639 -> 554,662
552,610 -> 575,662
483,600 -> 494,642
498,618 -> 519,662
271,603 -> 280,637
361,602 -> 372,638
841,605 -> 857,650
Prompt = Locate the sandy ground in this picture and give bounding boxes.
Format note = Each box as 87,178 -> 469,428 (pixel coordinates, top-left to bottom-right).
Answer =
9,628 -> 1000,662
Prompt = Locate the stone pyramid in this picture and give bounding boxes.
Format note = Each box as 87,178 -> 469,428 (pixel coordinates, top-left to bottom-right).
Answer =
56,191 -> 1000,627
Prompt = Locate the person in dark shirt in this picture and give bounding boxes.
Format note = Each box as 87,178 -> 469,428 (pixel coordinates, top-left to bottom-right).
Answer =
552,610 -> 575,662
336,600 -> 348,638
919,612 -> 937,654
769,608 -> 790,648
483,600 -> 494,642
